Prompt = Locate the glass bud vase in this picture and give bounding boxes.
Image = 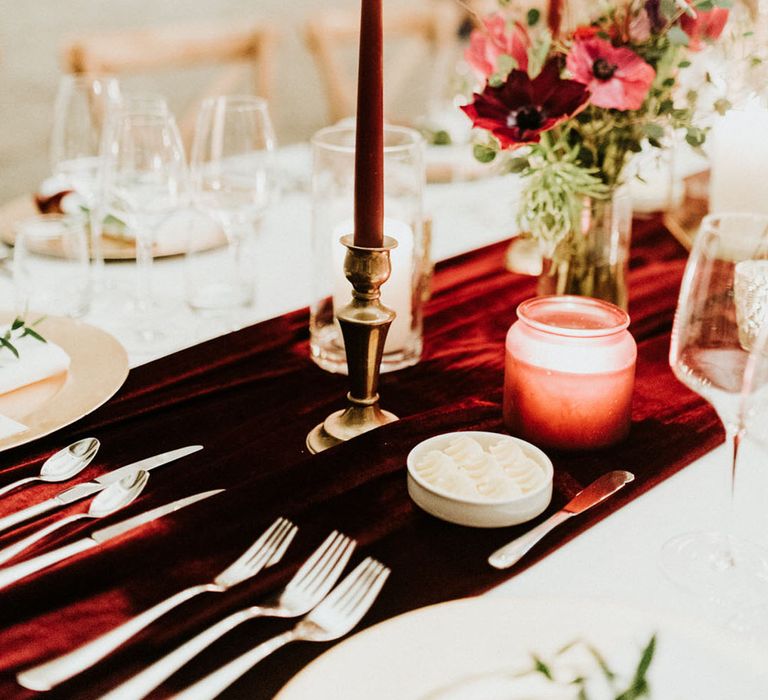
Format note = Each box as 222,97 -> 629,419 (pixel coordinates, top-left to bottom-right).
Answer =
537,187 -> 632,310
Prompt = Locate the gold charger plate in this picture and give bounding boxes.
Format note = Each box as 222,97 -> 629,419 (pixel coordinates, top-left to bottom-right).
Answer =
0,315 -> 129,452
0,195 -> 227,260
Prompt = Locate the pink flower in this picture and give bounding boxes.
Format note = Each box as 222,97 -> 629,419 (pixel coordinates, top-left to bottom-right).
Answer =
566,37 -> 656,110
461,60 -> 589,149
628,10 -> 652,43
680,6 -> 729,51
465,14 -> 529,80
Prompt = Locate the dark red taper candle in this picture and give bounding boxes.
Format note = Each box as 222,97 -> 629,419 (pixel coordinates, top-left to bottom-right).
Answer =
353,0 -> 385,248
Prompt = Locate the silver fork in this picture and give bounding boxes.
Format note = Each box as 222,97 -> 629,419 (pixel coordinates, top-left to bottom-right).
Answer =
173,556 -> 391,700
97,531 -> 356,700
17,516 -> 297,692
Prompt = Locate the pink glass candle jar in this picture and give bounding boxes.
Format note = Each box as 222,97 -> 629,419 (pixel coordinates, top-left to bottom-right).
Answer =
503,296 -> 637,451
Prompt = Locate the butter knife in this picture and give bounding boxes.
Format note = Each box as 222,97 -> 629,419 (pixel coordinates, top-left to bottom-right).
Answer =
0,445 -> 203,535
488,470 -> 635,570
0,489 -> 223,591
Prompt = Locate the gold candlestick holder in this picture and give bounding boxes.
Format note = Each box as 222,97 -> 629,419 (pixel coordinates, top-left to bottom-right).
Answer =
307,234 -> 399,453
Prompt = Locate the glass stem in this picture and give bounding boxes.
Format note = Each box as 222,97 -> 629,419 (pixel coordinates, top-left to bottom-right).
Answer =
134,222 -> 154,314
88,205 -> 104,286
723,425 -> 745,567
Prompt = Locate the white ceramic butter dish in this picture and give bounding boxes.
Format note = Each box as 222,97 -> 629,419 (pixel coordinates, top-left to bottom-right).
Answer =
406,431 -> 554,528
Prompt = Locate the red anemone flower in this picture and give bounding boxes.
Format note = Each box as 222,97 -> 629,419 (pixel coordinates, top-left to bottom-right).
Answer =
465,13 -> 530,80
680,5 -> 729,51
566,37 -> 655,110
461,60 -> 589,149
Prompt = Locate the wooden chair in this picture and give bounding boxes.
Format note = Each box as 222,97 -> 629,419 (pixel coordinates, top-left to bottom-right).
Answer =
304,1 -> 465,124
61,21 -> 278,143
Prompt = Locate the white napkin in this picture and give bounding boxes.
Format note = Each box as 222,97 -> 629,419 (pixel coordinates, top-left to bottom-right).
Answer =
0,414 -> 27,440
0,327 -> 70,396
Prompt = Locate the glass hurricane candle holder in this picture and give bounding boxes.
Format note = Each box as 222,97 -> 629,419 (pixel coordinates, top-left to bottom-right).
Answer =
503,295 -> 637,451
309,124 -> 426,374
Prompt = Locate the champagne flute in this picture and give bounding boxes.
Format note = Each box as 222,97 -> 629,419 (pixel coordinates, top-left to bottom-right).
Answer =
663,212 -> 768,606
188,95 -> 277,311
102,106 -> 187,350
50,74 -> 121,280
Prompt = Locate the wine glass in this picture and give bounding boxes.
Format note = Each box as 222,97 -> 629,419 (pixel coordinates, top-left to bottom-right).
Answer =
50,74 -> 121,279
663,212 -> 768,606
729,318 -> 768,638
102,105 -> 187,350
188,95 -> 277,311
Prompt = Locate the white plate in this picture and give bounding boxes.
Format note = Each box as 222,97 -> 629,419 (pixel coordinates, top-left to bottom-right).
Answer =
276,596 -> 768,699
0,314 -> 128,451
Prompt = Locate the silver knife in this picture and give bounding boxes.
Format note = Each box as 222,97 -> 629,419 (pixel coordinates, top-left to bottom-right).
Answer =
0,489 -> 223,591
0,445 -> 203,535
488,470 -> 635,570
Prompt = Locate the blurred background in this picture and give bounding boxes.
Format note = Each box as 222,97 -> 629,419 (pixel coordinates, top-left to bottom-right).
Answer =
0,0 -> 474,202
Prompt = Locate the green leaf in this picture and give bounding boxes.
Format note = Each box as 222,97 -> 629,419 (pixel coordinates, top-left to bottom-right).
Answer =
488,74 -> 504,88
532,656 -> 553,680
668,26 -> 690,46
496,53 -> 518,76
686,127 -> 706,147
644,123 -> 665,140
526,8 -> 540,26
678,60 -> 692,68
21,327 -> 47,343
431,130 -> 452,146
473,144 -> 497,163
507,157 -> 529,174
10,317 -> 24,331
0,337 -> 19,359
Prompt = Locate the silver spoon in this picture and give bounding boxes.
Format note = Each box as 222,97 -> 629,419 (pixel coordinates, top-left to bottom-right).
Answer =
0,438 -> 100,498
0,469 -> 148,566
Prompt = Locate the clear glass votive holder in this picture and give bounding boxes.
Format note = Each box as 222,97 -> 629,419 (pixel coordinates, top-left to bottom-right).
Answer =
13,214 -> 90,318
309,124 -> 426,374
734,259 -> 768,351
503,295 -> 637,451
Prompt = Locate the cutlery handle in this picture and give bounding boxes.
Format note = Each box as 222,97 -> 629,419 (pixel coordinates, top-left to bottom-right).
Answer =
0,514 -> 85,566
174,629 -> 298,700
0,538 -> 95,590
0,499 -> 59,535
17,583 -> 215,691
0,477 -> 40,498
488,510 -> 572,569
100,608 -> 258,700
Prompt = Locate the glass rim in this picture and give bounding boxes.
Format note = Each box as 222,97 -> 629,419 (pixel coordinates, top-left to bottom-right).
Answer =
14,214 -> 86,239
700,212 -> 768,229
311,123 -> 423,153
198,94 -> 269,111
516,295 -> 630,337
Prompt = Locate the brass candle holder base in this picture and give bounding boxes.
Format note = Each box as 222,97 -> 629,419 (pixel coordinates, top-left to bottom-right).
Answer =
307,234 -> 399,454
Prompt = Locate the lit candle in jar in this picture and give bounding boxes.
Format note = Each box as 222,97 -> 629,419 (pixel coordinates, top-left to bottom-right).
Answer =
709,107 -> 768,215
503,296 -> 636,451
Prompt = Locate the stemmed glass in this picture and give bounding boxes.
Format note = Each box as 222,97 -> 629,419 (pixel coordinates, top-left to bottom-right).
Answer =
188,95 -> 277,311
49,74 -> 121,280
102,104 -> 187,350
663,212 -> 768,606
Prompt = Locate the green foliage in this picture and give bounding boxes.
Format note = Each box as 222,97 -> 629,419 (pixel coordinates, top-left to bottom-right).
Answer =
1,317 -> 47,359
473,144 -> 497,163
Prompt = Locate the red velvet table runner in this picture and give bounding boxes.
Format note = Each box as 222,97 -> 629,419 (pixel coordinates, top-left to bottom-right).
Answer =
0,218 -> 721,699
